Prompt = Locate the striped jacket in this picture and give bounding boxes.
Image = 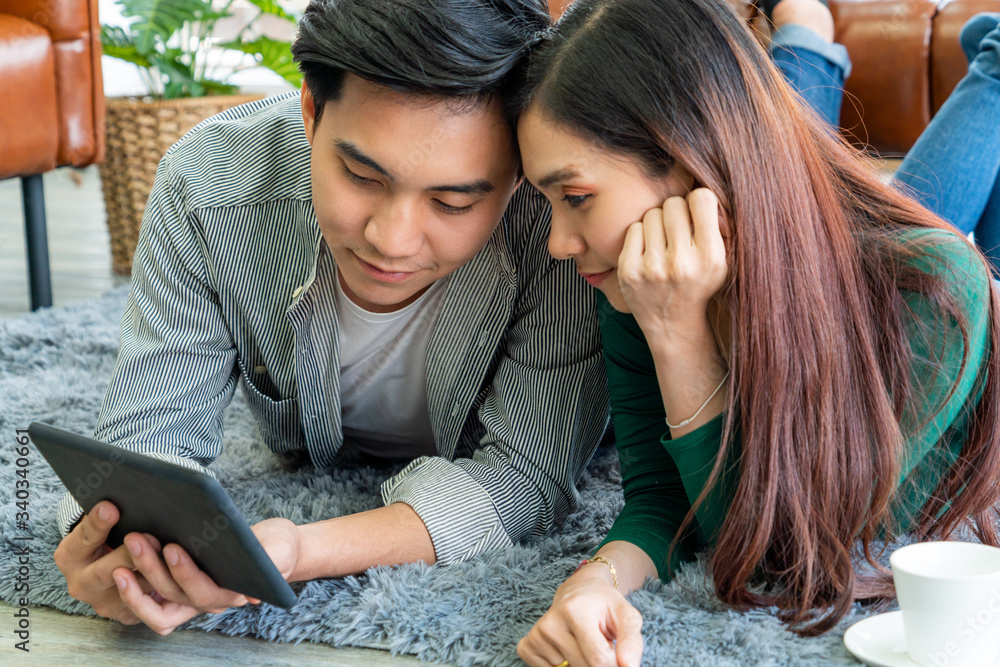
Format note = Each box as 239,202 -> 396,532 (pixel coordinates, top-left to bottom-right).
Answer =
57,92 -> 610,565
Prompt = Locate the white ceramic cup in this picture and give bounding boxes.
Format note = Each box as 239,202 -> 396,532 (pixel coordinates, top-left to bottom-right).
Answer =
891,541 -> 1000,667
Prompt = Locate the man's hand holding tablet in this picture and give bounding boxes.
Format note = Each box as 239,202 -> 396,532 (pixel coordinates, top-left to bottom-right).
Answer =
56,501 -> 299,633
32,423 -> 299,634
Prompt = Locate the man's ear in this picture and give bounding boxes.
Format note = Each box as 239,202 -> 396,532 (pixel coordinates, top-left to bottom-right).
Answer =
301,80 -> 316,146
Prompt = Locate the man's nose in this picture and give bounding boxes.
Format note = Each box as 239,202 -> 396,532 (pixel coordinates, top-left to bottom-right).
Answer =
365,197 -> 424,259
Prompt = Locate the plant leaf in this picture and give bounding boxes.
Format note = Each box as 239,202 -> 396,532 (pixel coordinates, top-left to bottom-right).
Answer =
148,53 -> 199,99
100,24 -> 153,68
242,0 -> 296,22
119,0 -> 212,55
197,79 -> 241,96
220,37 -> 301,88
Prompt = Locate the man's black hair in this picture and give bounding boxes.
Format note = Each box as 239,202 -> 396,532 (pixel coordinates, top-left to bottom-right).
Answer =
291,0 -> 551,127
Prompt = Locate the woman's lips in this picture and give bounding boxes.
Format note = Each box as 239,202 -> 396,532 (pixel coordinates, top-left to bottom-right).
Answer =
354,253 -> 419,283
578,268 -> 613,287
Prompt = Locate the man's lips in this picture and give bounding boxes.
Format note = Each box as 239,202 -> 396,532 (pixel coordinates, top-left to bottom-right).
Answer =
354,253 -> 420,283
578,268 -> 613,287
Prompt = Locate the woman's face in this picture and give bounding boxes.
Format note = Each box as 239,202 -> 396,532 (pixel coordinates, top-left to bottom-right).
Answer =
517,104 -> 694,312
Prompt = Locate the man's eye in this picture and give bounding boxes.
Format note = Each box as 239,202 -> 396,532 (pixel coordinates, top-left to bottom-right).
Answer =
562,194 -> 591,208
343,165 -> 377,184
433,199 -> 473,215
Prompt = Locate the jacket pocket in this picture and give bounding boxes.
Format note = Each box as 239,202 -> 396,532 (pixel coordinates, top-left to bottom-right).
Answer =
236,356 -> 305,452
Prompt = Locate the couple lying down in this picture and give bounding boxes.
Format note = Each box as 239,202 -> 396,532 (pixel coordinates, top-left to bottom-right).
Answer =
51,0 -> 1000,665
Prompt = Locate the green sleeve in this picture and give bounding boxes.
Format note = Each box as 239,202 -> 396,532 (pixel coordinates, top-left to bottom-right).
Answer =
892,231 -> 992,527
660,414 -> 739,545
595,293 -> 708,579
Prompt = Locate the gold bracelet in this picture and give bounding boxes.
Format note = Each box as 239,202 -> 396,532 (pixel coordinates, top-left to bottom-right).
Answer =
578,556 -> 618,590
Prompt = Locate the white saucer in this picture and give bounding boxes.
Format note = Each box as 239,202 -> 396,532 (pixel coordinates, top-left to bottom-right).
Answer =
844,611 -> 1000,667
843,611 -> 918,667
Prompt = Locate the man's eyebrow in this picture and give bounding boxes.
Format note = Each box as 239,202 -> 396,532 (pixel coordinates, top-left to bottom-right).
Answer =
537,168 -> 581,189
427,180 -> 495,195
335,140 -> 393,180
335,139 -> 494,195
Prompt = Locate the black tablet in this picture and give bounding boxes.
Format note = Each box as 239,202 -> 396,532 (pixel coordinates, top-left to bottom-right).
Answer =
29,422 -> 297,609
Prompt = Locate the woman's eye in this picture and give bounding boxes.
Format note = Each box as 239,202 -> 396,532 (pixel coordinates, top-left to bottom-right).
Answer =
561,194 -> 591,208
343,165 -> 377,185
433,199 -> 473,215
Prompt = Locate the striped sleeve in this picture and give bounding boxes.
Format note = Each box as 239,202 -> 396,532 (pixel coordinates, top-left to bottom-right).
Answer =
56,99 -> 304,536
381,198 -> 610,563
54,154 -> 242,538
93,155 -> 240,463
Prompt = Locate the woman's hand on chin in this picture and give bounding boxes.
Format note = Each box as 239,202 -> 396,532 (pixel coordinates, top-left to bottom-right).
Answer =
517,569 -> 644,667
617,188 -> 728,341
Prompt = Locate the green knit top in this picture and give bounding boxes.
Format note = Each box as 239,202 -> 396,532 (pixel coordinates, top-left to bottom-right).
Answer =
596,230 -> 993,579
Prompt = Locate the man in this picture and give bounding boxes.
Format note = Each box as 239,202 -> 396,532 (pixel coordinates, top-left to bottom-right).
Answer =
53,0 -> 608,635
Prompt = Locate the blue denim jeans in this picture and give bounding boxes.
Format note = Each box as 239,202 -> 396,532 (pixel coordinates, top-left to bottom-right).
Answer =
770,24 -> 852,128
894,15 -> 1000,275
773,16 -> 1000,275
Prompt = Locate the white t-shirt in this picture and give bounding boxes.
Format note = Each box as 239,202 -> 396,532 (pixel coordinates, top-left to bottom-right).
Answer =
335,270 -> 450,460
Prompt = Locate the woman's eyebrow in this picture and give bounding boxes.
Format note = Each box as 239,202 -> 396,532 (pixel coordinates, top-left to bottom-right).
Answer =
538,167 -> 581,189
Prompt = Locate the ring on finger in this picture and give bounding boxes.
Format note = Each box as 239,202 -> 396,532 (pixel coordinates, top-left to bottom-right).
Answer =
553,662 -> 569,667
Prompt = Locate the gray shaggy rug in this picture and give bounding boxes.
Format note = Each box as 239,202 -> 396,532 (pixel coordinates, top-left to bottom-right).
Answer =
0,285 -> 874,665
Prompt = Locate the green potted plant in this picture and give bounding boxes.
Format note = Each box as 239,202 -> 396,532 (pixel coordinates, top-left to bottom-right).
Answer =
99,0 -> 302,274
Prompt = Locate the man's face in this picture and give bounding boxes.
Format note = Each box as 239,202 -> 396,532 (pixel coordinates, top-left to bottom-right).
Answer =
301,74 -> 520,313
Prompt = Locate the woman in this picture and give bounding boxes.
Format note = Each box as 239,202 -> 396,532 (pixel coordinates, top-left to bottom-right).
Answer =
512,0 -> 1000,664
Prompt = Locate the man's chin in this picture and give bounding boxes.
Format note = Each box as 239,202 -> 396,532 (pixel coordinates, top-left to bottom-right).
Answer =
340,271 -> 435,313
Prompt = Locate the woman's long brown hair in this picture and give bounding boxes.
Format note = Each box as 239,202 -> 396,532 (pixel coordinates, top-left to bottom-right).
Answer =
510,0 -> 1000,633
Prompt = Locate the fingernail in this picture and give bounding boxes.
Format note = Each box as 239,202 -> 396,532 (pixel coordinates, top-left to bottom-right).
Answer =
114,575 -> 127,591
165,547 -> 179,567
125,538 -> 141,557
97,503 -> 110,521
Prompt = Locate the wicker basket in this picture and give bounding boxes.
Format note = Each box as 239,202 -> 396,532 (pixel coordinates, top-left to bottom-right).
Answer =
99,93 -> 266,275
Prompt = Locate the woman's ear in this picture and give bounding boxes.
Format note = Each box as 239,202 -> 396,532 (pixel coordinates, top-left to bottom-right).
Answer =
718,203 -> 732,249
685,172 -> 731,246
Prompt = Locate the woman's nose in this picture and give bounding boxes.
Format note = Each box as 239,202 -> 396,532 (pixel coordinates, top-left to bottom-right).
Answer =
547,213 -> 586,261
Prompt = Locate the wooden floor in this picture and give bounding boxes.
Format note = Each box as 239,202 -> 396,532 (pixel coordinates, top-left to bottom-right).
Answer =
0,166 -> 127,318
0,601 -> 439,666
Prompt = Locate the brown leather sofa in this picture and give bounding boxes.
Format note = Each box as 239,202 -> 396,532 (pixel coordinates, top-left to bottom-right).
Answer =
0,0 -> 105,310
832,0 -> 1000,155
549,0 -> 1000,156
